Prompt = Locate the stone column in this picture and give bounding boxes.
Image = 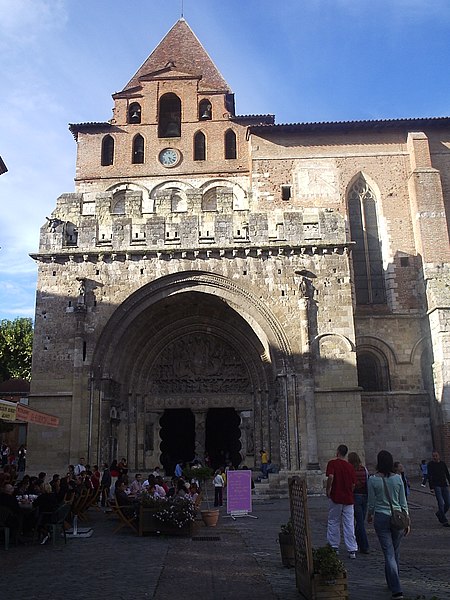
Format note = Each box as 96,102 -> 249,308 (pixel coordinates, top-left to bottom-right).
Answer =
299,292 -> 320,470
145,410 -> 163,470
277,372 -> 290,470
238,410 -> 254,463
193,409 -> 207,461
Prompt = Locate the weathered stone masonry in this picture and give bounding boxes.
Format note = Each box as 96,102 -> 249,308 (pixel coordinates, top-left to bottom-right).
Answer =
28,19 -> 450,481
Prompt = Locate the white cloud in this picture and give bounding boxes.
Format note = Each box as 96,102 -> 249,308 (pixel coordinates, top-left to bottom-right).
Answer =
0,276 -> 36,320
0,0 -> 68,44
334,0 -> 450,20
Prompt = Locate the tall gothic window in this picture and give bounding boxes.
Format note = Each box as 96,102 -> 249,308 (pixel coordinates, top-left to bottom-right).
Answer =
194,131 -> 206,161
158,93 -> 181,138
132,134 -> 144,164
101,135 -> 114,166
225,129 -> 237,159
348,177 -> 386,305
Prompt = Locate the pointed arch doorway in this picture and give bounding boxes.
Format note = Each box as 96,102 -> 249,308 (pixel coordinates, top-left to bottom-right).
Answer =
205,407 -> 241,469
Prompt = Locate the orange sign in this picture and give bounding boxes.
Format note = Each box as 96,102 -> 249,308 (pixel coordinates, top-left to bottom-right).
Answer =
16,404 -> 59,427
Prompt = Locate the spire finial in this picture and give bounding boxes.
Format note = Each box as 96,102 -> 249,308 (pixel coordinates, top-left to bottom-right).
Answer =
181,0 -> 184,18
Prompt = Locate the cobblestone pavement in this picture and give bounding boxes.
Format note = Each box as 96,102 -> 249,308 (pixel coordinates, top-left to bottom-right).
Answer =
1,484 -> 449,600
236,484 -> 450,600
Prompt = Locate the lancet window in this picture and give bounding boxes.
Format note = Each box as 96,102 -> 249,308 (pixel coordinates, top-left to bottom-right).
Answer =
348,177 -> 386,305
101,135 -> 114,166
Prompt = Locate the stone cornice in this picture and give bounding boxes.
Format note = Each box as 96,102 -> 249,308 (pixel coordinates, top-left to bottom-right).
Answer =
30,243 -> 351,263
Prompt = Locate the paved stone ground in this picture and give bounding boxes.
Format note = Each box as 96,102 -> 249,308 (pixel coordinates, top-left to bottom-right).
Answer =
1,483 -> 449,600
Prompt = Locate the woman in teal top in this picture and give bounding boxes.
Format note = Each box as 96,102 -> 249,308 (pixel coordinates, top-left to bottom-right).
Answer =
367,450 -> 410,600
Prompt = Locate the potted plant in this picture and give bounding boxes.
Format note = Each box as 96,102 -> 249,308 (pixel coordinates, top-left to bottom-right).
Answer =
312,544 -> 348,598
183,465 -> 219,527
278,519 -> 295,567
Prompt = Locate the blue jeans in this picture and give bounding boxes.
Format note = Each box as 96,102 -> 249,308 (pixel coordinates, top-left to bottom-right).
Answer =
354,493 -> 369,552
374,512 -> 404,594
434,486 -> 450,524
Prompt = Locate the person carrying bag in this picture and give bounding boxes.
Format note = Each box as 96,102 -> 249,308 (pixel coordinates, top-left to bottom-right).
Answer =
367,450 -> 410,600
382,477 -> 410,530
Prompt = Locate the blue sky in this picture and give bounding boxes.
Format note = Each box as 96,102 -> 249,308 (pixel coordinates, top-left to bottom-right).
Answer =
1,0 -> 450,321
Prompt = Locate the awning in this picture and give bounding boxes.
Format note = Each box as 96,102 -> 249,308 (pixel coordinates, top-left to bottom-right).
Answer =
0,399 -> 59,427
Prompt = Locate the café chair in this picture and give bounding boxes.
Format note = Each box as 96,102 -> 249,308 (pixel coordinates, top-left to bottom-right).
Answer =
34,503 -> 72,546
0,507 -> 15,550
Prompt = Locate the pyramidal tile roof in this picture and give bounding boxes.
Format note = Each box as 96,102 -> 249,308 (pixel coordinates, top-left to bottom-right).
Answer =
122,19 -> 231,93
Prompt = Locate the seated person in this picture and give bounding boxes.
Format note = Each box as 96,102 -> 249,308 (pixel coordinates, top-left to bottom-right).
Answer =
33,483 -> 59,513
50,474 -> 60,493
175,479 -> 188,498
145,483 -> 162,499
188,482 -> 200,503
27,477 -> 42,495
154,477 -> 167,498
142,473 -> 156,489
0,483 -> 22,537
33,483 -> 60,543
115,480 -> 136,518
129,474 -> 143,496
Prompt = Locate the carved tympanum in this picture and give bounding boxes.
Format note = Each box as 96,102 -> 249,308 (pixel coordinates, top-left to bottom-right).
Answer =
150,333 -> 251,393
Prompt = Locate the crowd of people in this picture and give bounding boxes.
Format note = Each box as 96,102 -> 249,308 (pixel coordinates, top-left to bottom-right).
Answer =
325,444 -> 450,600
0,456 -> 108,544
109,463 -> 203,518
1,438 -> 449,594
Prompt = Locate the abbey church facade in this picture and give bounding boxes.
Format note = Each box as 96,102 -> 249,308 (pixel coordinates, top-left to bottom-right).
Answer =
28,19 -> 450,478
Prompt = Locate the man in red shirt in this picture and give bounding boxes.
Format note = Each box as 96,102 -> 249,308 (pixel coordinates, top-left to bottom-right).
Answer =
326,444 -> 358,558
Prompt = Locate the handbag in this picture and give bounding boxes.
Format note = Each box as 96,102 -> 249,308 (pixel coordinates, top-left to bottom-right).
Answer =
382,477 -> 410,530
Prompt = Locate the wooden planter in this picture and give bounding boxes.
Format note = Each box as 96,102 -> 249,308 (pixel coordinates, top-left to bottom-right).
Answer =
311,571 -> 348,600
139,506 -> 160,536
138,506 -> 193,536
278,533 -> 295,567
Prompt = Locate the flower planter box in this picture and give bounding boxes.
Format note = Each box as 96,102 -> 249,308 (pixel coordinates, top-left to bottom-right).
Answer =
158,522 -> 193,536
139,505 -> 194,537
139,507 -> 160,536
311,571 -> 348,600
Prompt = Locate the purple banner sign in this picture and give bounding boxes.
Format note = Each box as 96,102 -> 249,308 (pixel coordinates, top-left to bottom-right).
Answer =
226,470 -> 252,514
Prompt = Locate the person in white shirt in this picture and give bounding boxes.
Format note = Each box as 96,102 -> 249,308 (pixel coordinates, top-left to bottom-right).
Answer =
213,470 -> 224,507
142,474 -> 166,498
74,458 -> 86,476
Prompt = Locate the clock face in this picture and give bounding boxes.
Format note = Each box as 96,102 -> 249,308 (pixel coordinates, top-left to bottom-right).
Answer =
159,148 -> 180,167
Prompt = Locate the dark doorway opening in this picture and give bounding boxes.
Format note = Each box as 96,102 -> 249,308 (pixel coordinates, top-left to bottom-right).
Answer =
205,408 -> 241,470
159,409 -> 195,476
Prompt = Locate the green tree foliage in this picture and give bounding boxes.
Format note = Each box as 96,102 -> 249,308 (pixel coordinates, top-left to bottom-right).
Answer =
0,318 -> 33,381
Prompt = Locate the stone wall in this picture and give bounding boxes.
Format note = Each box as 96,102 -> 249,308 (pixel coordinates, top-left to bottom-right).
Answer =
361,392 -> 432,473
